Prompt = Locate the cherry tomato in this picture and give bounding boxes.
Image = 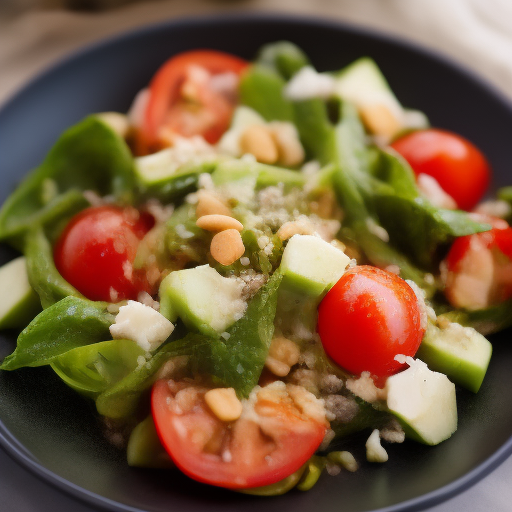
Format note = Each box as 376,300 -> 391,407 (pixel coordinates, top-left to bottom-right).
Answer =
151,380 -> 327,489
139,50 -> 248,153
391,129 -> 491,211
54,205 -> 154,302
443,216 -> 512,309
317,266 -> 424,381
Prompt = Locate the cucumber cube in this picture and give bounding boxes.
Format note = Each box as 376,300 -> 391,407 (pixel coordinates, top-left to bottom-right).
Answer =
0,257 -> 41,330
280,235 -> 351,297
385,357 -> 457,446
417,322 -> 492,393
158,265 -> 246,336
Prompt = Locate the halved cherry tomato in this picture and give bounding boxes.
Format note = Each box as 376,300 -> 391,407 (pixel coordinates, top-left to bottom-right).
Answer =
317,266 -> 424,382
443,216 -> 512,309
139,50 -> 248,153
54,205 -> 154,302
151,380 -> 327,489
391,129 -> 491,211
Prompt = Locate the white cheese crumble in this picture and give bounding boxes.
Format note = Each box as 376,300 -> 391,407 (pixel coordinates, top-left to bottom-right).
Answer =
366,429 -> 388,463
284,66 -> 336,100
109,300 -> 175,352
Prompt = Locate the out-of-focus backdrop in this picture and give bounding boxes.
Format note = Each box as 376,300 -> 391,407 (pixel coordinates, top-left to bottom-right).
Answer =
2,0 -> 512,106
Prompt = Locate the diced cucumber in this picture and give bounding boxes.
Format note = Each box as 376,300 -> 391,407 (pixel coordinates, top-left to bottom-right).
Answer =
0,257 -> 41,330
385,357 -> 457,446
417,322 -> 492,393
280,235 -> 351,297
158,265 -> 247,336
127,415 -> 174,469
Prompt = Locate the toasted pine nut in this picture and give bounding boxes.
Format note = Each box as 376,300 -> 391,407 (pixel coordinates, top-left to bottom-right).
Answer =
239,125 -> 279,164
196,190 -> 232,218
277,219 -> 315,241
269,122 -> 305,167
197,214 -> 243,232
359,104 -> 401,138
210,229 -> 245,266
204,388 -> 243,422
265,356 -> 292,377
265,337 -> 301,377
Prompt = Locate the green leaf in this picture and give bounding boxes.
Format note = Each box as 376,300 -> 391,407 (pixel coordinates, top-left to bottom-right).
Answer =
51,339 -> 146,398
256,41 -> 310,80
0,296 -> 114,370
25,227 -> 83,309
0,116 -> 136,247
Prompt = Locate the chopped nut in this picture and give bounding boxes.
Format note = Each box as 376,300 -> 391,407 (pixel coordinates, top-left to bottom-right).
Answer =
210,229 -> 245,266
269,122 -> 305,167
196,214 -> 243,232
239,125 -> 278,164
265,337 -> 301,376
196,190 -> 232,218
277,218 -> 315,241
359,103 -> 402,138
204,388 -> 243,422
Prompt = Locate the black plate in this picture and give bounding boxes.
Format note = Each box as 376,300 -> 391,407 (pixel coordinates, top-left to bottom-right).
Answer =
1,13 -> 512,512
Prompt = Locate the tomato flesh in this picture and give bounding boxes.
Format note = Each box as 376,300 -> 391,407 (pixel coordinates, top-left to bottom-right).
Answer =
140,50 -> 248,152
151,380 -> 327,489
317,266 -> 424,380
391,128 -> 491,211
54,205 -> 153,302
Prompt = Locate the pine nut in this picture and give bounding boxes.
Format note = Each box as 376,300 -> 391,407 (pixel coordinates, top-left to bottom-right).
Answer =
269,122 -> 305,167
196,190 -> 232,218
265,337 -> 301,376
277,219 -> 315,241
197,214 -> 243,232
359,103 -> 401,138
239,125 -> 279,164
210,229 -> 245,266
204,388 -> 243,422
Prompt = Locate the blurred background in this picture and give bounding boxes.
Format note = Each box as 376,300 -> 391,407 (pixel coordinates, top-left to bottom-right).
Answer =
1,0 -> 512,107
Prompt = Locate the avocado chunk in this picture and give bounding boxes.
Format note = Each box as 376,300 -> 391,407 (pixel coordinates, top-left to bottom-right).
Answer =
385,356 -> 457,446
127,415 -> 174,469
417,322 -> 492,393
280,234 -> 351,297
0,256 -> 41,330
158,265 -> 247,336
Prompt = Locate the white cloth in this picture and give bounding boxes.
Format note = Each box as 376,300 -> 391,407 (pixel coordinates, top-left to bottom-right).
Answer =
1,1 -> 512,511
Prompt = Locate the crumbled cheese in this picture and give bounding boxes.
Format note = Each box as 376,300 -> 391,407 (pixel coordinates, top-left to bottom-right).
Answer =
474,199 -> 511,219
417,174 -> 457,210
284,66 -> 336,100
366,429 -> 388,463
109,300 -> 174,351
406,279 -> 437,328
346,371 -> 386,403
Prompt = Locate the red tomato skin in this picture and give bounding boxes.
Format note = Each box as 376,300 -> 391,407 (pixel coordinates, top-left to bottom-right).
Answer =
141,50 -> 248,150
391,129 -> 491,211
317,266 -> 424,380
151,381 -> 326,489
54,206 -> 153,302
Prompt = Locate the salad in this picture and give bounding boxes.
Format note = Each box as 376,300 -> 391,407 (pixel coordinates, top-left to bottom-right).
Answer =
0,40 -> 510,495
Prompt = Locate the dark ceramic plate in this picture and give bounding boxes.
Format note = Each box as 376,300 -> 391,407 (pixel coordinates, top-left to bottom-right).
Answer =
1,13 -> 512,512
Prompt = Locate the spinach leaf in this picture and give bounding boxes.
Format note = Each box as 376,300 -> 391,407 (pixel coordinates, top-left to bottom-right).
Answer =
25,227 -> 83,309
256,41 -> 310,80
0,296 -> 114,370
51,339 -> 146,398
0,117 -> 136,247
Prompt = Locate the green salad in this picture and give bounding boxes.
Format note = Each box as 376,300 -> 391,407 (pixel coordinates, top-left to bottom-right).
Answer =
1,41 -> 511,494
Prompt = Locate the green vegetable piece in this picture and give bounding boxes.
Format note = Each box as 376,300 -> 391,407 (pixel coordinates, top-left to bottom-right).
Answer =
0,296 -> 114,370
0,257 -> 40,330
127,415 -> 175,469
95,335 -> 205,418
296,456 -> 325,491
158,265 -> 246,336
25,227 -> 83,309
239,65 -> 294,122
385,358 -> 457,445
241,464 -> 306,496
51,339 -> 146,398
135,148 -> 219,202
417,322 -> 492,393
280,234 -> 351,297
257,41 -> 310,80
0,116 -> 136,247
